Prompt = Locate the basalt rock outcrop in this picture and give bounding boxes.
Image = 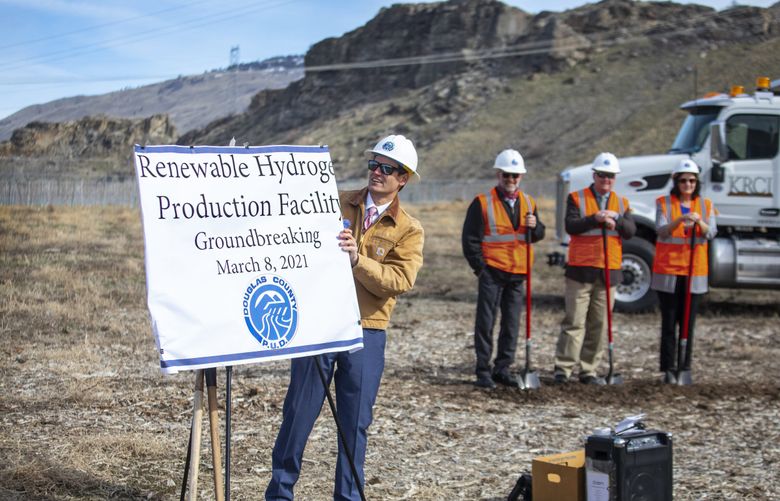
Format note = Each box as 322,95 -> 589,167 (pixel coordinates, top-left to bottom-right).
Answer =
180,0 -> 780,151
0,114 -> 176,159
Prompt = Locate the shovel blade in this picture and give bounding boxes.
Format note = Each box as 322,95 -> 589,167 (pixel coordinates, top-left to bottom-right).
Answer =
606,373 -> 624,385
522,370 -> 541,390
676,370 -> 693,385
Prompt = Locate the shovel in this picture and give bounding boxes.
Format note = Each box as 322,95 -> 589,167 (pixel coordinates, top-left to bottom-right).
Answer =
677,222 -> 697,386
521,212 -> 540,390
602,224 -> 623,385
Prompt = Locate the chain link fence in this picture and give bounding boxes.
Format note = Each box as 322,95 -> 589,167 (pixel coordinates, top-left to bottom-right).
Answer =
0,175 -> 555,207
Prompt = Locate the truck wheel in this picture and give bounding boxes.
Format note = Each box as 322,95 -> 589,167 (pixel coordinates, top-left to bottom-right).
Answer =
615,238 -> 658,313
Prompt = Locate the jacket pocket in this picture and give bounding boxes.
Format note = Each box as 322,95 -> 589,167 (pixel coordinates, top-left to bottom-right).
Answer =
364,235 -> 396,263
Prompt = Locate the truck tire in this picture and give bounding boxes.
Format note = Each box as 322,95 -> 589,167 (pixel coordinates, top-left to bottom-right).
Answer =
615,237 -> 658,313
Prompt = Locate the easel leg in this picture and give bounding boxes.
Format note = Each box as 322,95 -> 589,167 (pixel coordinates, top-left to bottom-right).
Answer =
225,366 -> 233,501
205,368 -> 225,501
187,369 -> 205,501
179,427 -> 192,501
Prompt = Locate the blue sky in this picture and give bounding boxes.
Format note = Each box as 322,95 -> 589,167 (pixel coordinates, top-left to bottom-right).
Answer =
0,0 -> 776,120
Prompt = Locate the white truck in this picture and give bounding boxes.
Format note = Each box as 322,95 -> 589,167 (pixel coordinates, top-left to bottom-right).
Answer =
551,77 -> 780,312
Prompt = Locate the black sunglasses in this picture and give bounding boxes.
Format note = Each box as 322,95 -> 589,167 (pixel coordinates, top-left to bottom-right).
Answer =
677,177 -> 698,184
595,171 -> 615,179
502,172 -> 520,179
368,159 -> 405,176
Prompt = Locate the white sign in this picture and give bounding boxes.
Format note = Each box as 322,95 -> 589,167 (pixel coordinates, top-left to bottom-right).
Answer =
134,145 -> 363,374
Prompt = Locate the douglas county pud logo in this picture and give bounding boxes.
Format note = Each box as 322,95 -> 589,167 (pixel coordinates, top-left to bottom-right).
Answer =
243,275 -> 298,349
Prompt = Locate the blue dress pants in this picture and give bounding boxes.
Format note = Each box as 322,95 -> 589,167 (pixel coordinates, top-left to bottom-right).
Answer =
265,329 -> 386,501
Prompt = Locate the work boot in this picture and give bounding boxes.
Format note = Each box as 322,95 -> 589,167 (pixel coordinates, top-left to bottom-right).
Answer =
475,375 -> 496,389
579,375 -> 606,386
553,373 -> 569,384
492,372 -> 520,388
663,371 -> 677,384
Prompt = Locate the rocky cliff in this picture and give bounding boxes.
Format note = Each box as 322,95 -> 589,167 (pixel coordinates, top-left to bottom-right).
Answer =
0,114 -> 176,159
180,0 -> 543,145
178,0 -> 780,181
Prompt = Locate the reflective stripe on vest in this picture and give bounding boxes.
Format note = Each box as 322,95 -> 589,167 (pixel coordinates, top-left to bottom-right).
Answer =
478,188 -> 535,274
653,195 -> 712,277
567,189 -> 628,270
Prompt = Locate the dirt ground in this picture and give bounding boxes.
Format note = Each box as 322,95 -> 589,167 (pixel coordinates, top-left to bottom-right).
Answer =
1,202 -> 779,500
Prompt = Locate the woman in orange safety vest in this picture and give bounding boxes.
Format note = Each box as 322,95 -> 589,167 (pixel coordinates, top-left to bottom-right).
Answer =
651,159 -> 717,384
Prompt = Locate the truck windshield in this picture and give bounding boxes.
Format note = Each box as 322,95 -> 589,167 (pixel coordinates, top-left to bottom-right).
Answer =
668,106 -> 721,154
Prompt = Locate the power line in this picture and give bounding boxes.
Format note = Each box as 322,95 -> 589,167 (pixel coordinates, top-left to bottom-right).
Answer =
0,0 -> 216,51
0,6 -> 774,89
0,0 -> 300,72
0,65 -> 298,86
0,75 -> 180,87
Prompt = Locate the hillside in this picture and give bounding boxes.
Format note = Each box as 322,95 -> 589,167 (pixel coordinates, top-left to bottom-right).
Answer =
179,0 -> 780,181
2,0 -> 780,183
0,56 -> 303,142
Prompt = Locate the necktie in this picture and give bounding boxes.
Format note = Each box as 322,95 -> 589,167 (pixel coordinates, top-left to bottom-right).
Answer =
363,206 -> 378,231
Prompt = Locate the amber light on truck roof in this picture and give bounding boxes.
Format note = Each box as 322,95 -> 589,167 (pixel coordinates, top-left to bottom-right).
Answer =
729,85 -> 745,97
756,76 -> 770,90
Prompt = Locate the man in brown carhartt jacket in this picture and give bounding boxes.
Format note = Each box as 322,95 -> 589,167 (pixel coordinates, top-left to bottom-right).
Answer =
266,135 -> 424,501
339,187 -> 424,329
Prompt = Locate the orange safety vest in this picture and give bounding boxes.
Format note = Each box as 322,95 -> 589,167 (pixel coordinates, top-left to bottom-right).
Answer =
567,189 -> 629,270
478,187 -> 536,274
653,195 -> 712,277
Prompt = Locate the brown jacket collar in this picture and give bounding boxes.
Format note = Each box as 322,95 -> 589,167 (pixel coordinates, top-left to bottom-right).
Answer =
346,187 -> 400,224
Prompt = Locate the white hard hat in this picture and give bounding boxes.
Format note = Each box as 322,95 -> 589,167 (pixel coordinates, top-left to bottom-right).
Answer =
592,152 -> 620,174
364,134 -> 420,182
493,149 -> 526,174
673,158 -> 701,176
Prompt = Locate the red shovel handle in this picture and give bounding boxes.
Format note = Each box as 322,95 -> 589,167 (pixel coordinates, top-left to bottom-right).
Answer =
525,212 -> 532,341
602,225 -> 614,344
681,222 -> 698,341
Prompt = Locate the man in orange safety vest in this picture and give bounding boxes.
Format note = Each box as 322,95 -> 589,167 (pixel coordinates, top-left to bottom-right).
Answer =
462,149 -> 545,389
553,152 -> 635,385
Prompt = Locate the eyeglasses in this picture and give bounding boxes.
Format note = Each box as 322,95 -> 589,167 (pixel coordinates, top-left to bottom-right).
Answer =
368,159 -> 404,176
678,178 -> 698,184
502,172 -> 520,179
595,172 -> 615,179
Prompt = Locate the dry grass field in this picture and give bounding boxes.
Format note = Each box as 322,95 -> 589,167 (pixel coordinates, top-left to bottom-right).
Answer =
1,201 -> 779,500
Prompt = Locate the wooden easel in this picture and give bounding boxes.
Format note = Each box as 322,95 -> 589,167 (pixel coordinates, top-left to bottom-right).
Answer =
181,368 -> 225,501
178,359 -> 365,500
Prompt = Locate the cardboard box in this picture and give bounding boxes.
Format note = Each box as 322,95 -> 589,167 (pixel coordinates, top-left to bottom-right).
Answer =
532,449 -> 585,501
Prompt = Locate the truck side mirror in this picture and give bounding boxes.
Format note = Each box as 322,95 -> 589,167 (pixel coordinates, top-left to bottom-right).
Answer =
711,164 -> 725,183
709,121 -> 727,183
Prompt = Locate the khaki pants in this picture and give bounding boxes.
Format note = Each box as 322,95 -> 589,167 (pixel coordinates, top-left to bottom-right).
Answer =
554,278 -> 616,378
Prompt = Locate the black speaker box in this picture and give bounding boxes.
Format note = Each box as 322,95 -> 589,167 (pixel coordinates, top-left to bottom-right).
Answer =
585,429 -> 673,501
